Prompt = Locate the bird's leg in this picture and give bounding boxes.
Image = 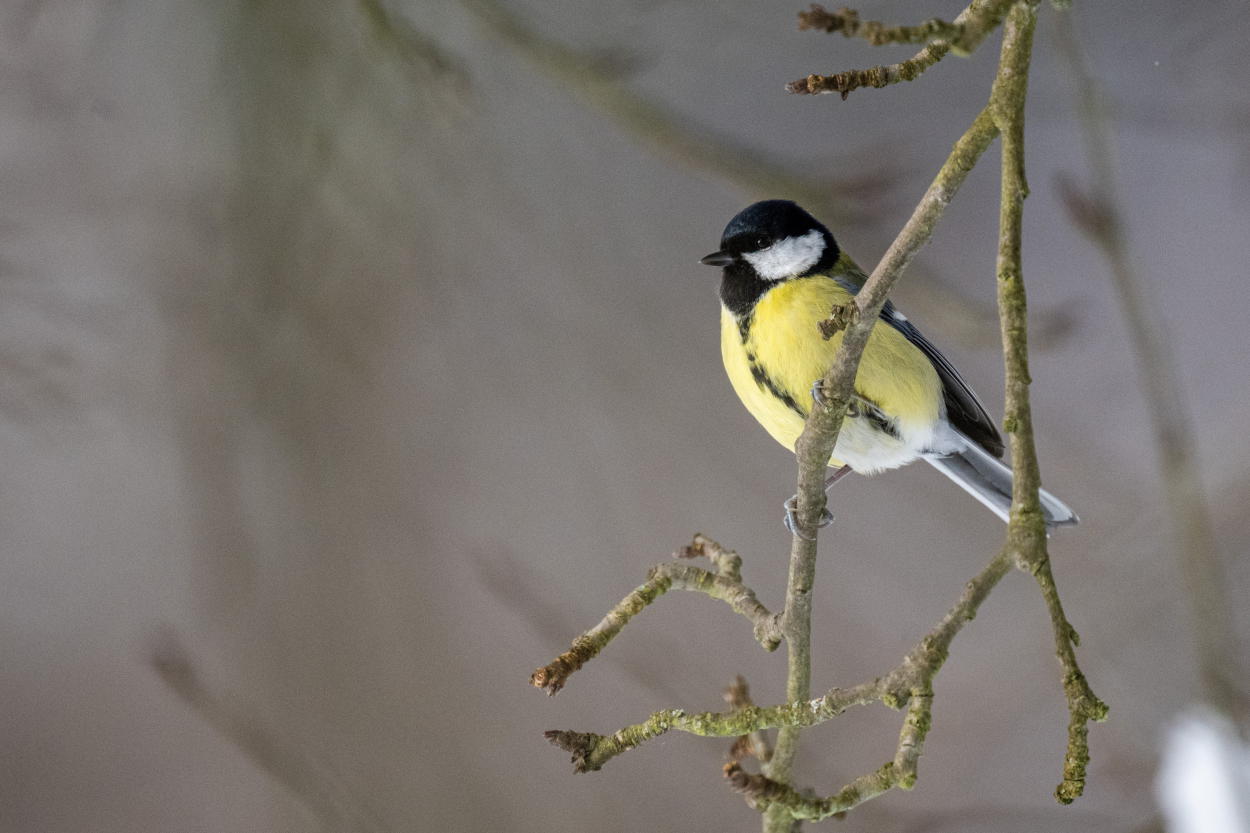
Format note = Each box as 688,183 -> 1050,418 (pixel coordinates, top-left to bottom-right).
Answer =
811,379 -> 862,419
823,465 -> 854,491
791,378 -> 858,538
783,466 -> 853,539
810,379 -> 829,408
783,497 -> 829,540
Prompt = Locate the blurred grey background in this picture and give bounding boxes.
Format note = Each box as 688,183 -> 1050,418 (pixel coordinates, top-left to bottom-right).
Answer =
2,1 -> 1248,831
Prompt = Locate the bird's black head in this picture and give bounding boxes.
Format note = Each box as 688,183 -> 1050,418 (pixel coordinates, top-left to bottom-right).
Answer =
700,200 -> 839,318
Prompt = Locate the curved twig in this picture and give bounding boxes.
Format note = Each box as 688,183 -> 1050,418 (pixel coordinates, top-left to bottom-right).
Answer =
530,535 -> 781,695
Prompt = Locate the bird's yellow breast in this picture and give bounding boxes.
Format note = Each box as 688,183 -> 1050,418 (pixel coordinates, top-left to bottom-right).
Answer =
720,275 -> 944,469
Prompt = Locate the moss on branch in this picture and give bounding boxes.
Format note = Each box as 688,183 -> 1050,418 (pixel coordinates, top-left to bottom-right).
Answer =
797,5 -> 968,46
530,535 -> 780,695
788,0 -> 1017,98
990,1 -> 1108,803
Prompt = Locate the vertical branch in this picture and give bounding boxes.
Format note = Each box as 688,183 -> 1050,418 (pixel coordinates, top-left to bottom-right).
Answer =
991,2 -> 1108,803
990,0 -> 1044,534
765,108 -> 1001,833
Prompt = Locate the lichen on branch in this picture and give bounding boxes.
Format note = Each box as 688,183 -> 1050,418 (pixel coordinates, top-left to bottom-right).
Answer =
544,546 -> 1014,800
530,534 -> 781,695
989,1 -> 1108,802
797,5 -> 968,46
788,0 -> 1016,99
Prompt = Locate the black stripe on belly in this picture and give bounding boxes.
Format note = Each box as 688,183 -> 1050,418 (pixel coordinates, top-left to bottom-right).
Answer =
747,357 -> 806,418
742,333 -> 902,440
850,395 -> 902,440
737,314 -> 752,344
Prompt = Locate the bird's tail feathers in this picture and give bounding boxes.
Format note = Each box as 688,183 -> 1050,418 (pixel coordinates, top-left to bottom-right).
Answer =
923,433 -> 1079,528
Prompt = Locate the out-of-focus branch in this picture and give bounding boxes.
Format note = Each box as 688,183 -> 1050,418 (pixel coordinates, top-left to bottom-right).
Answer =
357,0 -> 468,86
461,0 -> 886,229
1053,11 -> 1248,734
788,0 -> 1016,99
152,637 -> 389,833
530,534 -> 781,695
726,675 -> 774,765
461,0 -> 1075,354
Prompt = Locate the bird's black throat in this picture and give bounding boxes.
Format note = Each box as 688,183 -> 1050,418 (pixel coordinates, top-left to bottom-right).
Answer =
718,261 -> 775,322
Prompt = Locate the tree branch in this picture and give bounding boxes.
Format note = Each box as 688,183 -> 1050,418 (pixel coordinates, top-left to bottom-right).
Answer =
989,1 -> 1108,803
152,637 -> 389,833
788,0 -> 1016,98
461,0 -> 887,229
727,675 -> 775,765
763,103 -> 1001,828
797,5 -> 968,46
546,547 -> 1013,778
727,761 -> 897,820
530,535 -> 781,695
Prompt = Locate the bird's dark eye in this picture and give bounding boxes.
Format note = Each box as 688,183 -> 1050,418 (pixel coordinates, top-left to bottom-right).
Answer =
753,235 -> 770,249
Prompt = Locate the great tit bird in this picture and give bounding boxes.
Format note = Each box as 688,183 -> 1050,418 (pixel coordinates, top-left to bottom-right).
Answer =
700,199 -> 1077,533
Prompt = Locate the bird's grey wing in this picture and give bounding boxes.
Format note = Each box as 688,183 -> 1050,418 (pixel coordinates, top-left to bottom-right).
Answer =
880,300 -> 1005,458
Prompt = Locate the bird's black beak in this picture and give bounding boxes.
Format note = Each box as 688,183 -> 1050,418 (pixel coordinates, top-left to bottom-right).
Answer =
700,250 -> 735,267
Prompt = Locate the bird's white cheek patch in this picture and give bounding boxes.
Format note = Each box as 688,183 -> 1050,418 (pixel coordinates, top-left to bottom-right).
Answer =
743,230 -> 826,281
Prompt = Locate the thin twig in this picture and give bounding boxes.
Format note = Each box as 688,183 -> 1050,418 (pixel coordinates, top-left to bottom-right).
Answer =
531,535 -> 781,695
679,532 -> 744,583
797,5 -> 967,46
152,637 -> 390,833
727,761 -> 897,820
788,0 -> 1016,99
545,548 -> 1012,778
787,41 -> 952,99
726,675 -> 774,764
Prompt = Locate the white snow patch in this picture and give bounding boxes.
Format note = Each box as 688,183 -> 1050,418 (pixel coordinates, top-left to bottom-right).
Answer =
1156,707 -> 1250,833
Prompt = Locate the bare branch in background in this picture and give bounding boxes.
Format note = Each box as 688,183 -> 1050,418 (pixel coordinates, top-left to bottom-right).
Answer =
357,0 -> 469,91
1053,10 -> 1248,734
152,635 -> 390,833
725,675 -> 774,766
460,0 -> 887,230
459,0 -> 1076,355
